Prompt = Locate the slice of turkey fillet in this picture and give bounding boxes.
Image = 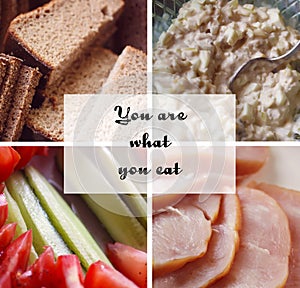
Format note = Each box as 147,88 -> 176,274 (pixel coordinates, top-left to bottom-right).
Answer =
153,194 -> 241,288
153,201 -> 212,276
211,187 -> 291,288
254,182 -> 300,288
236,146 -> 269,181
180,194 -> 222,223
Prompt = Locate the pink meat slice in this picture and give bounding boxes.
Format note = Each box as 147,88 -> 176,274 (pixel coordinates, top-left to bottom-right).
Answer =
153,194 -> 241,288
180,194 -> 222,223
254,182 -> 300,287
153,201 -> 212,276
211,187 -> 291,288
236,146 -> 269,179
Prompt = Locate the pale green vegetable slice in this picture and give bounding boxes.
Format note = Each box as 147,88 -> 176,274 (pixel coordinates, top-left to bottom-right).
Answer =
24,166 -> 110,270
4,187 -> 38,264
5,172 -> 71,257
82,193 -> 147,252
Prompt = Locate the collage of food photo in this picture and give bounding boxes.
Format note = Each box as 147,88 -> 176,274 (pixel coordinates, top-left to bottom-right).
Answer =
0,0 -> 299,287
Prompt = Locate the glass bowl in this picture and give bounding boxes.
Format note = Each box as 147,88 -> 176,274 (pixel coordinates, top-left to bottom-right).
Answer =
153,0 -> 300,43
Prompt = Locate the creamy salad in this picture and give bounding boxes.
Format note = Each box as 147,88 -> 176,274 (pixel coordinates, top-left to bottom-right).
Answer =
153,0 -> 300,140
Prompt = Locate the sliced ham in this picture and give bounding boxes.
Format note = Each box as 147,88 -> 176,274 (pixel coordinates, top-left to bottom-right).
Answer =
236,146 -> 269,178
211,187 -> 291,288
180,194 -> 222,223
153,202 -> 212,276
254,182 -> 300,287
153,194 -> 241,288
152,194 -> 186,215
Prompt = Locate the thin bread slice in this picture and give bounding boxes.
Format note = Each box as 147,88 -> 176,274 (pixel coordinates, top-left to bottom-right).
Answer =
2,65 -> 41,141
101,46 -> 147,94
0,54 -> 22,135
0,57 -> 9,88
27,46 -> 118,141
5,0 -> 124,87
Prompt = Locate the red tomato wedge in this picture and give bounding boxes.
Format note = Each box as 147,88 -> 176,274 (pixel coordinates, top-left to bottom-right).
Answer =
0,230 -> 32,279
0,147 -> 20,183
107,242 -> 147,288
16,246 -> 56,288
14,147 -> 48,170
84,260 -> 139,288
0,223 -> 17,252
0,193 -> 8,229
0,272 -> 11,288
55,255 -> 84,288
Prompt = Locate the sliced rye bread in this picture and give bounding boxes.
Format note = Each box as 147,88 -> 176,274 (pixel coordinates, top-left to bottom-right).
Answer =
101,46 -> 147,94
5,0 -> 124,88
114,0 -> 147,53
0,57 -> 9,88
0,54 -> 22,135
2,65 -> 41,141
26,46 -> 118,141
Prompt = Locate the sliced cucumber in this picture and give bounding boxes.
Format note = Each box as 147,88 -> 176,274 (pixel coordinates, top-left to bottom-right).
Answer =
5,171 -> 71,257
4,187 -> 38,264
120,194 -> 147,229
82,193 -> 147,252
24,166 -> 110,270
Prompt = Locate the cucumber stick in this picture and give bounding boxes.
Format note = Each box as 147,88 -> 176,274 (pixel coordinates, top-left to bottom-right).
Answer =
120,194 -> 147,229
24,166 -> 110,270
82,193 -> 147,252
5,172 -> 71,257
4,187 -> 38,264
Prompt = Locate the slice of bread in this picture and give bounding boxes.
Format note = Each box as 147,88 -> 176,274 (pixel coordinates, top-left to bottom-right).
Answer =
5,0 -> 124,88
26,46 -> 118,141
0,54 -> 22,135
101,46 -> 147,94
0,57 -> 9,88
2,65 -> 41,141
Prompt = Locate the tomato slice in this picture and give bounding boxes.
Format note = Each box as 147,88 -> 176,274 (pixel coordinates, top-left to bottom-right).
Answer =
0,147 -> 20,182
16,246 -> 56,288
84,260 -> 139,288
0,230 -> 32,279
14,147 -> 48,170
0,272 -> 11,288
0,223 -> 17,252
55,255 -> 84,288
107,242 -> 147,288
0,193 -> 8,229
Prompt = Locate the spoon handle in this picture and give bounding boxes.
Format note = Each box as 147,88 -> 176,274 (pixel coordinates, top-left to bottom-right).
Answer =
272,40 -> 300,64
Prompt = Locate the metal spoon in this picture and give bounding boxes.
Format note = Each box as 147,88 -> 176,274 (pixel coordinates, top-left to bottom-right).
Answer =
229,40 -> 300,93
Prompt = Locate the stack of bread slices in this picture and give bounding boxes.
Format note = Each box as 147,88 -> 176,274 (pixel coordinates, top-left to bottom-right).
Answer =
0,53 -> 41,141
1,0 -> 147,141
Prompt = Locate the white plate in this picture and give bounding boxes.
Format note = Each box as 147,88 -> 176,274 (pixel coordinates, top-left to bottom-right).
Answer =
251,146 -> 300,191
